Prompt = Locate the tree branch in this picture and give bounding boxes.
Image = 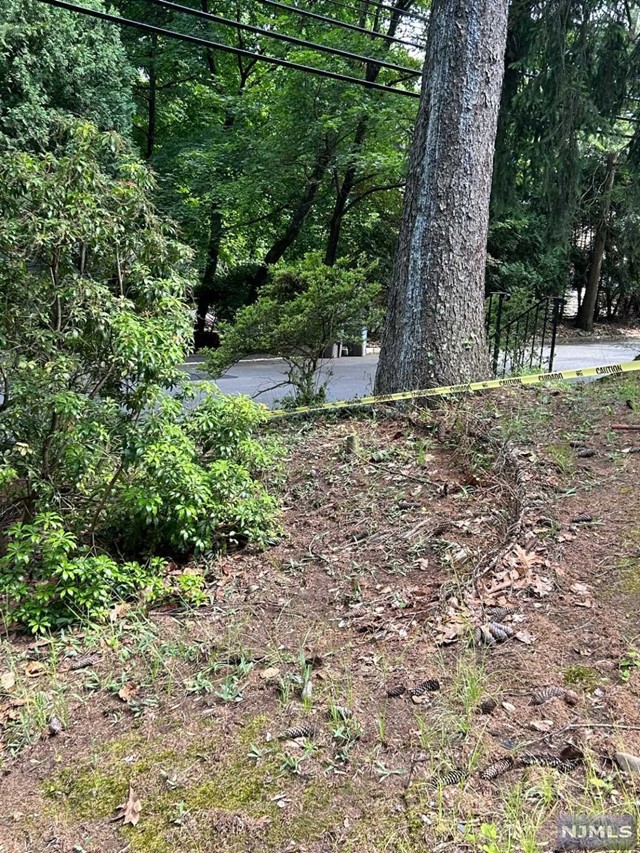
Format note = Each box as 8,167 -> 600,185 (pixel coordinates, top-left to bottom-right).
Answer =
343,181 -> 406,212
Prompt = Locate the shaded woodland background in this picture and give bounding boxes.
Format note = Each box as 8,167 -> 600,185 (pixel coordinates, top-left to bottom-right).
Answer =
4,0 -> 640,330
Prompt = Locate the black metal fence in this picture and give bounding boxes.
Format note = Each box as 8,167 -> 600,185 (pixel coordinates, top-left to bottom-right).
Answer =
485,293 -> 564,378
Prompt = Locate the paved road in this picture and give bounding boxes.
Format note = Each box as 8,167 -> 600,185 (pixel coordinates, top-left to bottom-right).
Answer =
182,338 -> 640,407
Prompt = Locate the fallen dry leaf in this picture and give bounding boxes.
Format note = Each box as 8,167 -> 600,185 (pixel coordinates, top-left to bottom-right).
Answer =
0,672 -> 15,692
260,667 -> 280,681
435,619 -> 466,645
529,575 -> 553,597
118,683 -> 138,703
115,785 -> 142,827
24,660 -> 46,677
514,630 -> 535,645
510,544 -> 543,572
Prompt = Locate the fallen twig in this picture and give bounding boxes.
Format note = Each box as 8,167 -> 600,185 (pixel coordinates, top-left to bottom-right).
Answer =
518,721 -> 640,750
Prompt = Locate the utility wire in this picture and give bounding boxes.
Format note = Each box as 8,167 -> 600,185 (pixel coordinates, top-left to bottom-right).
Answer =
35,0 -> 421,97
249,0 -> 422,49
142,0 -> 422,77
306,0 -> 430,27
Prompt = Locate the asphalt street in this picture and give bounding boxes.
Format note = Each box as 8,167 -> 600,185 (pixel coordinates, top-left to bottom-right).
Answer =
182,338 -> 640,407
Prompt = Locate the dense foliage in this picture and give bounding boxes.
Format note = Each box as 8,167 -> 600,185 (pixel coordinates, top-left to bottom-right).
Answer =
0,0 -> 134,149
209,256 -> 381,405
113,0 -> 421,319
3,0 -> 640,627
3,1 -> 640,333
0,124 -> 278,631
102,0 -> 640,332
491,0 -> 640,328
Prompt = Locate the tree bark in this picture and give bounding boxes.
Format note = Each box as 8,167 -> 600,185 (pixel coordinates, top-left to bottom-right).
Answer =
324,119 -> 367,266
245,139 -> 335,300
576,152 -> 618,333
375,0 -> 509,393
264,141 -> 334,267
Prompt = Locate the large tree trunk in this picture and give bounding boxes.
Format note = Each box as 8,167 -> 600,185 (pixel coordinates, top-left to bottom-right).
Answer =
375,0 -> 509,393
576,152 -> 618,333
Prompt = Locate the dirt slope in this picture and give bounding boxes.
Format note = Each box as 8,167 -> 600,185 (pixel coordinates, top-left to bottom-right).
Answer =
1,375 -> 640,853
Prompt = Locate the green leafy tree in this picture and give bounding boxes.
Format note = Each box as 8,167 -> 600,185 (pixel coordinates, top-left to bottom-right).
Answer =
0,0 -> 134,149
490,0 -> 640,329
0,122 -> 278,632
208,255 -> 381,406
115,0 -> 422,317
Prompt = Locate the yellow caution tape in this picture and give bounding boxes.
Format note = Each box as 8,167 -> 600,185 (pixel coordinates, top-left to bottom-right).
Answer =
268,360 -> 640,419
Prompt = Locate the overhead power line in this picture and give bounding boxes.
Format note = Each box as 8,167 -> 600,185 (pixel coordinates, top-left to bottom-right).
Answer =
142,0 -> 422,78
249,0 -> 422,49
308,0 -> 430,27
35,0 -> 421,98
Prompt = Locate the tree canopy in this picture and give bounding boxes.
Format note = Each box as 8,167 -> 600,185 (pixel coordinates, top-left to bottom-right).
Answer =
0,0 -> 134,148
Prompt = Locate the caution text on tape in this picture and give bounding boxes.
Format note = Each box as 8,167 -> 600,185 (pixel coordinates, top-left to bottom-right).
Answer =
268,360 -> 640,419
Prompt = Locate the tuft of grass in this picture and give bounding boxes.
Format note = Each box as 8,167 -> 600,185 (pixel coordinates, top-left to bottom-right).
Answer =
545,443 -> 575,476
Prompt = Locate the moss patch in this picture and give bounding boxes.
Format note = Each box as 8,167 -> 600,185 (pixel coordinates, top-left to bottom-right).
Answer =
41,714 -> 361,852
43,765 -> 127,820
563,665 -> 601,691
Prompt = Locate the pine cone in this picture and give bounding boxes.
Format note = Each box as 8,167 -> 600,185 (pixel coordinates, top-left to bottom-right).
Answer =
479,698 -> 497,714
576,448 -> 595,458
279,725 -> 316,740
571,513 -> 593,523
474,626 -> 496,647
408,679 -> 440,696
557,760 -> 580,772
531,686 -> 566,706
517,752 -> 562,769
569,440 -> 585,448
487,622 -> 514,641
386,684 -> 406,698
479,756 -> 515,780
485,606 -> 514,622
434,769 -> 468,787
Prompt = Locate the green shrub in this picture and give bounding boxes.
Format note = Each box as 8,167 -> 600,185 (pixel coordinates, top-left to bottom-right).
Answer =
207,254 -> 382,406
0,122 -> 279,631
0,513 -> 165,633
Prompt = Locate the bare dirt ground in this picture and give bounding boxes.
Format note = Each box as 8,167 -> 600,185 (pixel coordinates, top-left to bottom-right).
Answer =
2,375 -> 640,853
